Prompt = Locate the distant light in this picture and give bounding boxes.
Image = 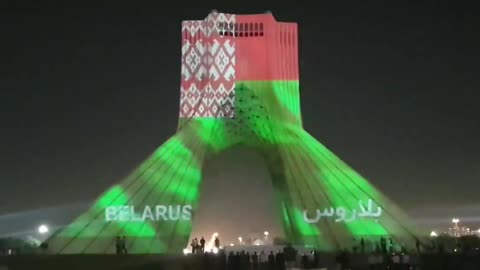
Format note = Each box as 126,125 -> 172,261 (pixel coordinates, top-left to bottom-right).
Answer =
238,237 -> 243,243
254,242 -> 261,246
38,224 -> 49,234
264,231 -> 269,236
230,243 -> 234,246
183,248 -> 190,255
212,247 -> 219,254
452,218 -> 459,224
213,232 -> 219,237
430,231 -> 438,237
454,248 -> 457,252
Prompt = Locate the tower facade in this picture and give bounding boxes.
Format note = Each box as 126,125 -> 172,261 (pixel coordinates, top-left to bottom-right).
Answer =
48,11 -> 420,254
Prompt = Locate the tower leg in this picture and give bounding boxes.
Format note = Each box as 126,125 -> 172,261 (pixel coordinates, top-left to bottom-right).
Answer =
48,123 -> 212,254
271,128 -> 419,251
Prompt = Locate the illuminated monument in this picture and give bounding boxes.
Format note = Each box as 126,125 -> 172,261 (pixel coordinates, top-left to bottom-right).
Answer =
48,11 -> 420,254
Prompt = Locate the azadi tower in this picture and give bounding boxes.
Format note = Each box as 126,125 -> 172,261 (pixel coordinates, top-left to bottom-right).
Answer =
48,11 -> 421,254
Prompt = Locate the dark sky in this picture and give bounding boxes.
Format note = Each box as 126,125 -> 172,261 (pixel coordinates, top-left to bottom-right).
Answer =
1,1 -> 479,230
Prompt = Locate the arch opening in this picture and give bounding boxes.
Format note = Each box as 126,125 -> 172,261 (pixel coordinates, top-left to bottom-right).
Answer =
190,146 -> 283,248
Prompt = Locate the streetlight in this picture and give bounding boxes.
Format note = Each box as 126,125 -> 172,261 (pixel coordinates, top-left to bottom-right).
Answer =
38,224 -> 49,234
238,236 -> 243,245
264,231 -> 269,238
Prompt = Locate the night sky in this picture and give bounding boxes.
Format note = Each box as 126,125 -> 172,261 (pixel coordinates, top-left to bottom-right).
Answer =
1,2 -> 479,233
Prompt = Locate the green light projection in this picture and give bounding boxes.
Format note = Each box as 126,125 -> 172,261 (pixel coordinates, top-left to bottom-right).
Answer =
47,80 -> 421,254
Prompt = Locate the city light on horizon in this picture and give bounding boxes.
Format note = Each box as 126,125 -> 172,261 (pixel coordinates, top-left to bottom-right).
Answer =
38,224 -> 49,234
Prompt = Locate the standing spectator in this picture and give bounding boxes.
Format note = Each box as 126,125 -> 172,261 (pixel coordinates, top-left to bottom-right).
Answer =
215,236 -> 220,249
301,253 -> 309,269
252,251 -> 259,270
120,236 -> 128,254
115,236 -> 122,254
268,251 -> 275,270
200,237 -> 206,253
194,238 -> 199,253
259,250 -> 267,270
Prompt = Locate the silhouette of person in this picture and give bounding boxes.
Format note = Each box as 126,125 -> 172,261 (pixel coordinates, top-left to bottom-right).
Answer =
302,253 -> 309,269
259,250 -> 267,270
214,237 -> 220,249
219,249 -> 227,267
267,251 -> 275,270
115,236 -> 122,254
252,251 -> 259,269
121,236 -> 128,254
234,252 -> 241,269
275,250 -> 285,270
200,237 -> 206,253
245,251 -> 251,268
380,237 -> 387,254
190,239 -> 195,254
194,238 -> 199,253
228,251 -> 235,269
415,238 -> 421,254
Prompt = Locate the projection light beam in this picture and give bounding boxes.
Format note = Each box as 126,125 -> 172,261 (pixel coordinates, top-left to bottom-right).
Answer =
47,11 -> 421,254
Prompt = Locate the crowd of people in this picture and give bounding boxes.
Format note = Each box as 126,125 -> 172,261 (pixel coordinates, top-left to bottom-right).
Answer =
187,245 -> 417,270
190,236 -> 221,254
109,235 -> 480,269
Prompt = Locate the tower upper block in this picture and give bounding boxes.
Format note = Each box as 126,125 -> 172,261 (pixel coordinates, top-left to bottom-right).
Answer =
179,11 -> 299,119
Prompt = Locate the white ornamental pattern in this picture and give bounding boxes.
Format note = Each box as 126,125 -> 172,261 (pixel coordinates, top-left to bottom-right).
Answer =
179,12 -> 236,118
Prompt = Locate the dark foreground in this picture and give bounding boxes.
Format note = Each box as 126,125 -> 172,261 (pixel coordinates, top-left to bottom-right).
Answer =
1,253 -> 480,270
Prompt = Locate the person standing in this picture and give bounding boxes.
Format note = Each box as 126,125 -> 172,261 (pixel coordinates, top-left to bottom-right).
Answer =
191,239 -> 196,254
268,251 -> 275,270
380,237 -> 387,254
259,250 -> 267,270
115,236 -> 122,254
200,237 -> 206,253
120,236 -> 128,254
252,251 -> 259,270
214,236 -> 220,249
194,238 -> 199,253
